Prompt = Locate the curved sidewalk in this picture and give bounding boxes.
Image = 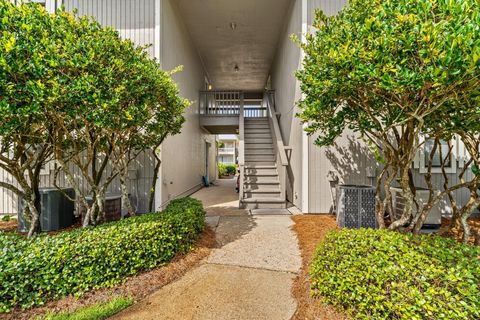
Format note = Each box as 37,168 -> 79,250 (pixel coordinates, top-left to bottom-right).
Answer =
114,178 -> 301,320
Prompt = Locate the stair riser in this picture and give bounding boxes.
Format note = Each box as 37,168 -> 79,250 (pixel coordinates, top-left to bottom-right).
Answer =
246,158 -> 276,163
244,178 -> 279,184
245,172 -> 278,182
245,169 -> 277,175
244,139 -> 273,144
244,128 -> 271,133
245,118 -> 269,122
240,202 -> 287,209
245,134 -> 272,139
244,193 -> 281,199
245,150 -> 274,155
245,187 -> 281,193
245,144 -> 274,149
245,162 -> 276,167
244,125 -> 271,133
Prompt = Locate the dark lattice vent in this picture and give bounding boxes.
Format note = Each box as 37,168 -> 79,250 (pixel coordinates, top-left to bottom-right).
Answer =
336,185 -> 377,229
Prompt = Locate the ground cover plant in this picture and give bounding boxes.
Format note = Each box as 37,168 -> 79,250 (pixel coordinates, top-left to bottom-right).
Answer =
310,229 -> 480,319
0,197 -> 205,313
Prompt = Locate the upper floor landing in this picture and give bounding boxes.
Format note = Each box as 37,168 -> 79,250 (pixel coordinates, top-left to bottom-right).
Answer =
199,91 -> 268,134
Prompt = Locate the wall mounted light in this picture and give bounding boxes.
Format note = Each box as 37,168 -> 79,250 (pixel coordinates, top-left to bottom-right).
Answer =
234,64 -> 239,72
208,84 -> 213,90
230,22 -> 237,30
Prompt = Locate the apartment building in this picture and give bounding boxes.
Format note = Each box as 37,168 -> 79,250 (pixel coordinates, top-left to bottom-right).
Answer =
1,0 -> 474,215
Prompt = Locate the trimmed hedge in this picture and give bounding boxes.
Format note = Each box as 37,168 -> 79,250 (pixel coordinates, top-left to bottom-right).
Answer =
0,197 -> 205,313
310,229 -> 480,320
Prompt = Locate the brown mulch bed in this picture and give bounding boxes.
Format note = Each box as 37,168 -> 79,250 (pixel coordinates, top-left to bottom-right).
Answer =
0,219 -> 17,232
0,227 -> 217,320
440,217 -> 480,245
291,215 -> 348,320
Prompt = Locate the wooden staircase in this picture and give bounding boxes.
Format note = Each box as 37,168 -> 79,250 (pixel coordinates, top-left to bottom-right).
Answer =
239,92 -> 288,210
241,118 -> 285,209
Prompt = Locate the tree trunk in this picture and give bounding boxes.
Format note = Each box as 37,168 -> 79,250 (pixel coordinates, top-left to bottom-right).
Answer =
389,166 -> 414,230
95,191 -> 106,224
120,169 -> 135,216
148,151 -> 161,213
83,197 -> 97,227
25,193 -> 41,238
374,165 -> 389,229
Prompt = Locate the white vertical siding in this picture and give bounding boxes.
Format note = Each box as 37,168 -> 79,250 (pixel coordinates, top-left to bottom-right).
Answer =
270,0 -> 304,209
308,131 -> 377,213
64,0 -> 156,57
308,0 -> 347,24
157,0 -> 213,209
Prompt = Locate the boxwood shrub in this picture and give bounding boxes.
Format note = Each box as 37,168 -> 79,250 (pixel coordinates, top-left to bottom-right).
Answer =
0,197 -> 205,313
310,229 -> 480,320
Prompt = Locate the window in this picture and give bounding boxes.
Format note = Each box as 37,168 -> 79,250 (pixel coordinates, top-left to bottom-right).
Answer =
417,136 -> 458,173
424,139 -> 452,168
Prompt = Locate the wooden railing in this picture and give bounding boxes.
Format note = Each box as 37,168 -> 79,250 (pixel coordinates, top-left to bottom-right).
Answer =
199,91 -> 242,116
244,107 -> 267,118
264,90 -> 288,202
199,91 -> 266,117
238,99 -> 245,202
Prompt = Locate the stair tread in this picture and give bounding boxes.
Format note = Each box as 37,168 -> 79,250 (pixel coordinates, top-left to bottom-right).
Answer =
244,181 -> 280,185
245,165 -> 276,169
241,198 -> 285,203
245,188 -> 281,193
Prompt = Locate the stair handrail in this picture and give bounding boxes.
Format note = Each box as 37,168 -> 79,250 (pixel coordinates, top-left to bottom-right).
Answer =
264,90 -> 288,202
265,90 -> 288,166
238,92 -> 245,202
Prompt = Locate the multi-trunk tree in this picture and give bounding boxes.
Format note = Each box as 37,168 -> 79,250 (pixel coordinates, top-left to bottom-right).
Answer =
296,0 -> 480,240
0,2 -> 61,236
0,1 -> 188,233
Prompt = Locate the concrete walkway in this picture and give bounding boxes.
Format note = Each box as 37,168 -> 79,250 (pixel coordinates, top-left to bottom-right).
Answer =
114,178 -> 301,320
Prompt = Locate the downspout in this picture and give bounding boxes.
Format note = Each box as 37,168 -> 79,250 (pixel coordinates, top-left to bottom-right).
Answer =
300,0 -> 309,213
153,0 -> 163,211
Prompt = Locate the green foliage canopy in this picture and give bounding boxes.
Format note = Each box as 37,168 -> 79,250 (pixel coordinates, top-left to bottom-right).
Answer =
297,0 -> 480,146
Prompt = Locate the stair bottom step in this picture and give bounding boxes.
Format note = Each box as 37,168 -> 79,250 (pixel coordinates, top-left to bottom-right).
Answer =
240,198 -> 287,210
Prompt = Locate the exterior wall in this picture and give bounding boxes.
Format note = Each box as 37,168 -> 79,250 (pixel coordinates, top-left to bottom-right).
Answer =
306,0 -> 349,213
270,0 -> 304,210
64,0 -> 156,57
308,132 -> 377,213
157,0 -> 214,209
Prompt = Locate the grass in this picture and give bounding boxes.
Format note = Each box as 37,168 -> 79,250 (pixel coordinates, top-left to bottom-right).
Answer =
40,296 -> 133,320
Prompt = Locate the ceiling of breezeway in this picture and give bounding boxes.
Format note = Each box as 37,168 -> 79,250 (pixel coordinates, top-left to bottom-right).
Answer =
176,0 -> 293,91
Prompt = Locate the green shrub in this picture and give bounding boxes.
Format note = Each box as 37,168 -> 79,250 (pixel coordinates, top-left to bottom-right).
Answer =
310,229 -> 480,319
1,215 -> 11,222
218,163 -> 227,177
225,164 -> 237,175
0,197 -> 205,313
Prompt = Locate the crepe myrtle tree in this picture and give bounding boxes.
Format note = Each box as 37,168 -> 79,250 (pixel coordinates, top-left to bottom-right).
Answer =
417,99 -> 480,242
109,61 -> 188,216
0,1 -> 64,236
142,71 -> 188,213
296,0 -> 480,231
47,8 -> 188,224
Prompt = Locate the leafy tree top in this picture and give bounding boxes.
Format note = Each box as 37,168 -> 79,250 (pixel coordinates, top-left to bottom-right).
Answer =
296,0 -> 480,146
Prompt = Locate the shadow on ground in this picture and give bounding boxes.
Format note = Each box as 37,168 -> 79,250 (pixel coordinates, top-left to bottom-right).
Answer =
192,178 -> 257,249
